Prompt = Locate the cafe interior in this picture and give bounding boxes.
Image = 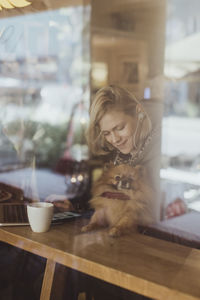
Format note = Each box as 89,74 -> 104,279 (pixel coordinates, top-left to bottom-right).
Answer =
0,0 -> 200,299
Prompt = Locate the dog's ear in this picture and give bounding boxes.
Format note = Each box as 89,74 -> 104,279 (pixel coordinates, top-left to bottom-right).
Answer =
134,165 -> 145,177
103,162 -> 111,171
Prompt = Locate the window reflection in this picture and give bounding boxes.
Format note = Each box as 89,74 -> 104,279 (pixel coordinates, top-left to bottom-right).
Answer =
0,4 -> 91,203
162,0 -> 200,216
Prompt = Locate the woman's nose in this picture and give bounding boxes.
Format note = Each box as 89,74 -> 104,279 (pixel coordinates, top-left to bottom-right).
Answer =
110,131 -> 121,144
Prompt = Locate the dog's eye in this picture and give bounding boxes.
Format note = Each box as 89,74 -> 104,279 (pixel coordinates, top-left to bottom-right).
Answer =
115,175 -> 121,181
128,177 -> 134,184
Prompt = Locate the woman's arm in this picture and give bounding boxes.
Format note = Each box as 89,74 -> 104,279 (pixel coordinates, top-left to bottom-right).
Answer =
45,194 -> 74,212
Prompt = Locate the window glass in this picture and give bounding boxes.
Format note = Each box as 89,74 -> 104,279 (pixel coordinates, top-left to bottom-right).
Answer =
0,2 -> 90,202
91,0 -> 166,222
91,0 -> 200,223
162,0 -> 200,217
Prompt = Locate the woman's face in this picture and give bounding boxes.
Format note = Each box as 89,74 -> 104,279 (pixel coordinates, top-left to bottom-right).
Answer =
99,110 -> 137,154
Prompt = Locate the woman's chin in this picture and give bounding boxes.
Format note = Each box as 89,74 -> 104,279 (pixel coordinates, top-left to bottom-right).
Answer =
117,147 -> 131,155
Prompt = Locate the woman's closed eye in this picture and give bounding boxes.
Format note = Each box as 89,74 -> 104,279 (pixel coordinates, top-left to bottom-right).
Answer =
102,131 -> 110,137
116,124 -> 125,131
101,123 -> 125,137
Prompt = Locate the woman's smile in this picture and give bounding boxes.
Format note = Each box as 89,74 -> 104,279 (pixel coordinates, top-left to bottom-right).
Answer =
116,139 -> 127,149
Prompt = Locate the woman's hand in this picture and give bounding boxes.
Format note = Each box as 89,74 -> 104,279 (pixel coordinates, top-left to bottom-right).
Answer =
45,194 -> 73,212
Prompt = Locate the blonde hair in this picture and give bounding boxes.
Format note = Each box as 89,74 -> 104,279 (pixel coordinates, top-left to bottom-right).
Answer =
86,85 -> 152,156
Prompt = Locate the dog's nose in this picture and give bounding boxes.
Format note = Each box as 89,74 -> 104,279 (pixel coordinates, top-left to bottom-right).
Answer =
121,180 -> 131,190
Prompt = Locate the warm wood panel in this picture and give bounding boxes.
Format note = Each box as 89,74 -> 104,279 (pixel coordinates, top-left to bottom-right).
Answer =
40,259 -> 56,300
0,219 -> 200,300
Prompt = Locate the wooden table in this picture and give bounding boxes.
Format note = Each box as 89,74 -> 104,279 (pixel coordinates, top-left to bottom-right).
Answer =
0,218 -> 200,300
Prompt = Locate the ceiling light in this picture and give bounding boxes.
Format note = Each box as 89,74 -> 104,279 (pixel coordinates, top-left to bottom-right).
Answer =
0,0 -> 31,10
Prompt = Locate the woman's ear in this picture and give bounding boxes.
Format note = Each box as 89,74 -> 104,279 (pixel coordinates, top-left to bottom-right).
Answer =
136,104 -> 151,141
140,117 -> 150,140
136,104 -> 145,123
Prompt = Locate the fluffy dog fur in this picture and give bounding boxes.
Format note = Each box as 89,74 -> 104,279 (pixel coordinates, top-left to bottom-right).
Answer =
81,164 -> 154,237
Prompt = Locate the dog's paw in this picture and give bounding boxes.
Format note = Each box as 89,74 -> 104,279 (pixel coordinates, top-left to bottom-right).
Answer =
81,224 -> 95,233
108,227 -> 122,238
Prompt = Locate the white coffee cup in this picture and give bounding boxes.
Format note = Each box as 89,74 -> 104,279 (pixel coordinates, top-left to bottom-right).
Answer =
27,202 -> 54,233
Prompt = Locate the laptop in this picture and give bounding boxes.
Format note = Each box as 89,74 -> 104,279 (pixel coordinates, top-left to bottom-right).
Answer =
0,203 -> 81,226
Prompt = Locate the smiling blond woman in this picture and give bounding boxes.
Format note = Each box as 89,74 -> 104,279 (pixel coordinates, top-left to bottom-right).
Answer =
87,85 -> 161,222
47,85 -> 161,222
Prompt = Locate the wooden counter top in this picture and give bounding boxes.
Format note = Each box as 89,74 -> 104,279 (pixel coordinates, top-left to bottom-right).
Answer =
0,218 -> 200,300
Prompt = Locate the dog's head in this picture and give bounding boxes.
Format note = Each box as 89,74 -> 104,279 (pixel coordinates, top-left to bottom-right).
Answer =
103,164 -> 145,191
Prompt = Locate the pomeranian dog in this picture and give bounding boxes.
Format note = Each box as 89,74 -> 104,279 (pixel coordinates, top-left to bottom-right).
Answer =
81,164 -> 154,237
